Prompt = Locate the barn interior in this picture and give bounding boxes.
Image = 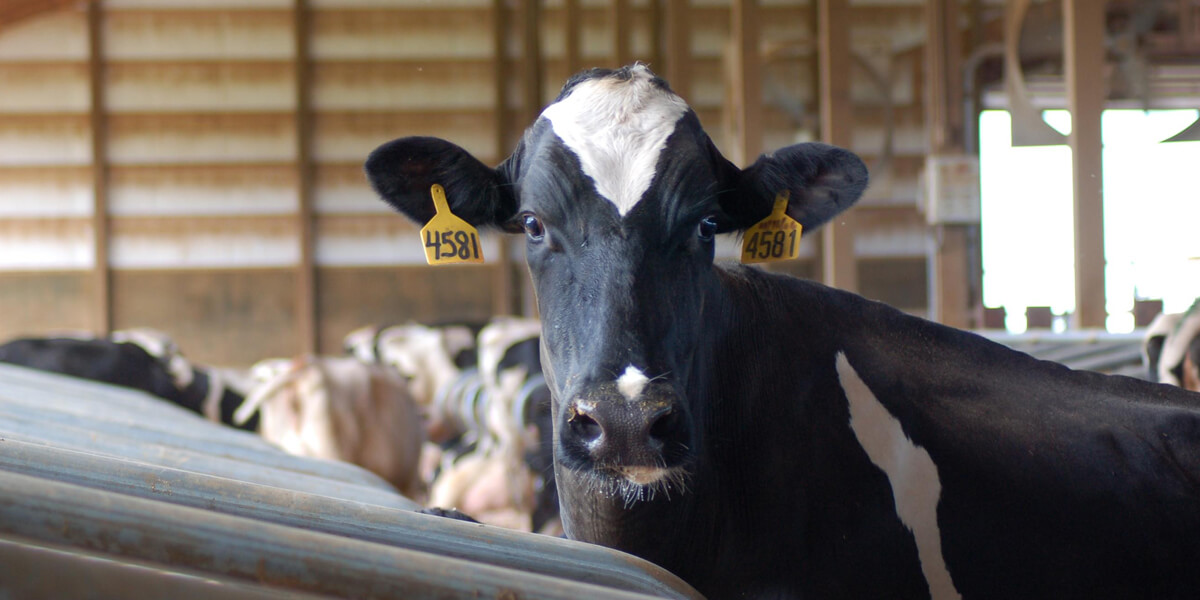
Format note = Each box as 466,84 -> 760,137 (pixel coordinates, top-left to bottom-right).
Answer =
1,0 -> 1200,596
0,0 -> 1195,367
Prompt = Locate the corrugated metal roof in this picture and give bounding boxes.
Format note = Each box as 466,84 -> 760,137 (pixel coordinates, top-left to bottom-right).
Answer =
0,363 -> 702,600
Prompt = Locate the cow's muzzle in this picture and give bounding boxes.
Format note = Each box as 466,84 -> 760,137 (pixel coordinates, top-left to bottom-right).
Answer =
559,382 -> 692,499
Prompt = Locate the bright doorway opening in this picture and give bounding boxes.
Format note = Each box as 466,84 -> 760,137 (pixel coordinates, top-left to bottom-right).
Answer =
979,109 -> 1200,332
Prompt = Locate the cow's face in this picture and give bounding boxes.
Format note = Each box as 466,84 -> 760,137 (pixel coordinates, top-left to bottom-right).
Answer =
367,65 -> 867,513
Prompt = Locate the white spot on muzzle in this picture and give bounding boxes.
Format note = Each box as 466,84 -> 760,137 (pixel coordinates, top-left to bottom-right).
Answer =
540,64 -> 689,217
616,365 -> 650,401
836,353 -> 961,600
618,466 -> 669,485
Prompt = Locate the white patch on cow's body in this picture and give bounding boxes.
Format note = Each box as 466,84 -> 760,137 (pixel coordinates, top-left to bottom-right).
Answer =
836,353 -> 961,600
540,64 -> 689,216
616,365 -> 650,401
1158,310 -> 1200,386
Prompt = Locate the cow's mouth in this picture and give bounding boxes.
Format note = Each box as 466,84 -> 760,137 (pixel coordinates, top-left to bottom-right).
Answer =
570,462 -> 692,508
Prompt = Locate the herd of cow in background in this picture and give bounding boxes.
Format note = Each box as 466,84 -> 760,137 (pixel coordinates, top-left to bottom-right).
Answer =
0,298 -> 1197,540
0,316 -> 562,536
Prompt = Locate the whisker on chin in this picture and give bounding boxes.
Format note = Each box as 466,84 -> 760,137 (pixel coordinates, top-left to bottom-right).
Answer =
573,464 -> 692,508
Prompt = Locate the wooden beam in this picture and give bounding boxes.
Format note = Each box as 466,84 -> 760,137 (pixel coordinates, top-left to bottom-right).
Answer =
293,0 -> 318,354
817,0 -> 857,292
563,0 -> 582,76
925,0 -> 963,153
611,0 -> 632,67
1064,0 -> 1107,329
493,0 -> 516,316
729,0 -> 762,167
493,0 -> 510,152
516,0 -> 545,317
521,0 -> 543,126
648,0 -> 662,70
925,0 -> 971,328
662,0 -> 691,97
0,0 -> 79,30
87,0 -> 111,335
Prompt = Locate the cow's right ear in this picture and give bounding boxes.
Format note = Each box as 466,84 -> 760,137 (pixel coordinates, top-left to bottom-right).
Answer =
365,136 -> 519,231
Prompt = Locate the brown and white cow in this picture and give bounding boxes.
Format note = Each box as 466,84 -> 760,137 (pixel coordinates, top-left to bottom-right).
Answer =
366,65 -> 1200,599
344,322 -> 478,444
236,355 -> 425,500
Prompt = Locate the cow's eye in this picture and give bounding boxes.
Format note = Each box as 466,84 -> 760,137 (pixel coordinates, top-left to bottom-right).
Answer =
697,216 -> 718,242
521,213 -> 545,241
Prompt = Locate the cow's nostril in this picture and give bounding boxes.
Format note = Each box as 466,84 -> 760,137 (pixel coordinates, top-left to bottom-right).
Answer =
648,407 -> 681,446
568,404 -> 603,444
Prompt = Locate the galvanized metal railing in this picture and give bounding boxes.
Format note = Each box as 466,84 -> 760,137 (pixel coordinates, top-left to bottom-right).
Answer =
0,363 -> 704,599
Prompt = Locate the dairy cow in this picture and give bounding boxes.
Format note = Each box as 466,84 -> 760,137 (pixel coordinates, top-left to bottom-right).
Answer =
1152,301 -> 1200,392
0,333 -> 257,431
366,65 -> 1200,599
1143,311 -> 1182,383
234,355 -> 426,499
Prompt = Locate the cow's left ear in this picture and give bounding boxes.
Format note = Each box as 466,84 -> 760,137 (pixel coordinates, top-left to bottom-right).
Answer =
365,136 -> 520,231
721,142 -> 868,232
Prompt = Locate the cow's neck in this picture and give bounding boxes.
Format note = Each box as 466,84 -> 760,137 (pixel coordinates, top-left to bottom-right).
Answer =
705,266 -> 944,596
551,265 -> 821,592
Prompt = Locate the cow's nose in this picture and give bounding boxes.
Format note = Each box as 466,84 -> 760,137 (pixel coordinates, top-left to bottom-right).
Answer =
564,396 -> 687,464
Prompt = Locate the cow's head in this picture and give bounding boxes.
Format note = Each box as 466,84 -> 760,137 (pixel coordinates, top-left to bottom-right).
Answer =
367,64 -> 866,517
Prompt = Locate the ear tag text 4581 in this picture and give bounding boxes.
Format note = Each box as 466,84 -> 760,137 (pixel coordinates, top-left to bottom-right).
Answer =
420,184 -> 484,265
741,191 -> 802,264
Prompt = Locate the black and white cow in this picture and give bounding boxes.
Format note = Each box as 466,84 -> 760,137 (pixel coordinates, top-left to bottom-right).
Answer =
366,65 -> 1200,599
1143,311 -> 1182,383
0,334 -> 257,431
1152,301 -> 1200,393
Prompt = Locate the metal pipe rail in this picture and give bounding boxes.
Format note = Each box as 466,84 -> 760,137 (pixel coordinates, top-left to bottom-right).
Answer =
0,536 -> 335,600
0,361 -> 406,489
0,437 -> 701,599
0,361 -> 703,599
0,406 -> 416,509
0,470 -> 690,600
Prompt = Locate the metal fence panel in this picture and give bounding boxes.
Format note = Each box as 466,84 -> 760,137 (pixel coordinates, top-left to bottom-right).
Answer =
0,471 -> 682,600
0,536 -> 337,600
0,363 -> 702,599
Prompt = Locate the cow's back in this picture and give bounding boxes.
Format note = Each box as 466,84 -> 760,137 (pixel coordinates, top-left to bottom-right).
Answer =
749,268 -> 1200,598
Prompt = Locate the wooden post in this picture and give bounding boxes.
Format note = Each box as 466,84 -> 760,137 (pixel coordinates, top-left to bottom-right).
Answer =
663,0 -> 691,97
521,0 -> 543,126
925,0 -> 971,327
293,0 -> 318,353
817,0 -> 857,292
494,0 -> 516,316
87,0 -> 112,335
925,0 -> 963,152
729,0 -> 762,167
493,0 -> 511,151
648,0 -> 662,70
513,0 -> 544,317
611,0 -> 631,67
1064,0 -> 1106,329
564,0 -> 582,76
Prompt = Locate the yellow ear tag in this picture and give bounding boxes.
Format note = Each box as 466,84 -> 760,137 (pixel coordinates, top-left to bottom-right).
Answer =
420,184 -> 485,265
741,191 -> 803,264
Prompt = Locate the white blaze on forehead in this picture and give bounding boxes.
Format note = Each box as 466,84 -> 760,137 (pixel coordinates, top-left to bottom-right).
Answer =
837,353 -> 962,600
616,365 -> 650,401
540,65 -> 690,216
